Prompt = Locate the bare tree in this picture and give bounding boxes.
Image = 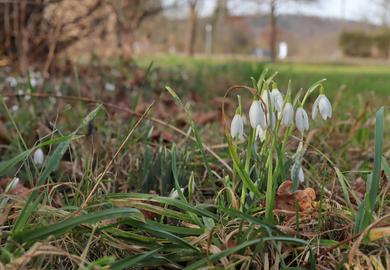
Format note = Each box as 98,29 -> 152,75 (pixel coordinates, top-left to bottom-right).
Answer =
0,0 -> 169,73
186,0 -> 200,55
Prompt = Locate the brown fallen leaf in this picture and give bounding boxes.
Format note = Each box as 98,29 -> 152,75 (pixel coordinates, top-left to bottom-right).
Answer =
275,180 -> 316,215
0,176 -> 30,199
193,111 -> 219,125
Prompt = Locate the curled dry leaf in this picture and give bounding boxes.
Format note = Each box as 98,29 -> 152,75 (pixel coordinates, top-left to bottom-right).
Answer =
0,176 -> 30,199
275,180 -> 316,214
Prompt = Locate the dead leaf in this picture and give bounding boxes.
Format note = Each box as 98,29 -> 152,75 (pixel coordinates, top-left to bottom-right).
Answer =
368,226 -> 390,242
0,176 -> 30,199
274,180 -> 316,215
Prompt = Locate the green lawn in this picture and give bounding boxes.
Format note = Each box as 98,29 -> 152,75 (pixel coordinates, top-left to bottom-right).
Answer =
135,54 -> 390,99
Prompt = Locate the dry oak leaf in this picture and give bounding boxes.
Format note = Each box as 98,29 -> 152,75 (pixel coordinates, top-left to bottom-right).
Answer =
275,180 -> 316,213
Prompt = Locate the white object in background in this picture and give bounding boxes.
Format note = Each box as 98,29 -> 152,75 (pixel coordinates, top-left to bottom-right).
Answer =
278,42 -> 288,59
33,148 -> 44,166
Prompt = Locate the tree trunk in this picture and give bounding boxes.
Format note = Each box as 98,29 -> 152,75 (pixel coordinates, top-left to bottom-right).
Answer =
186,1 -> 198,56
270,0 -> 277,62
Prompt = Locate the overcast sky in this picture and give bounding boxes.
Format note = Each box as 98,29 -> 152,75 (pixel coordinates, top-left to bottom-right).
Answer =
164,0 -> 380,24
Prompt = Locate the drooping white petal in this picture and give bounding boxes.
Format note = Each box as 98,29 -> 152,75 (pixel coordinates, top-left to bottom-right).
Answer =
295,107 -> 309,133
298,167 -> 305,183
280,103 -> 294,127
33,148 -> 44,165
249,100 -> 266,129
318,95 -> 332,120
312,94 -> 332,120
255,125 -> 266,142
291,164 -> 305,183
230,114 -> 244,139
311,95 -> 321,120
261,90 -> 272,110
169,188 -> 184,199
271,88 -> 284,112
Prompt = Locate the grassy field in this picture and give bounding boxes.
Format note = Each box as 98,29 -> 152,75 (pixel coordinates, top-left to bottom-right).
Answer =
0,57 -> 389,269
135,54 -> 390,97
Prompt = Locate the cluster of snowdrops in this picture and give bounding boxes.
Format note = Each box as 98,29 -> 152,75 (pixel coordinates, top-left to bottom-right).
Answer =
229,80 -> 332,185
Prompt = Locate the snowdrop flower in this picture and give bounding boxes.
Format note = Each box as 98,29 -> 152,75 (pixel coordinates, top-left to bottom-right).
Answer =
271,88 -> 284,112
261,90 -> 272,110
267,111 -> 276,130
295,107 -> 309,133
298,167 -> 304,183
6,77 -> 17,87
255,126 -> 266,142
249,100 -> 266,129
279,102 -> 294,127
312,94 -> 332,120
33,148 -> 44,165
11,105 -> 19,112
169,188 -> 184,199
230,114 -> 244,139
105,82 -> 116,92
291,164 -> 305,183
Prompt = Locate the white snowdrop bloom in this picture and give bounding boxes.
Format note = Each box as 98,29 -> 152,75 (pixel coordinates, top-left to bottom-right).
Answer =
255,126 -> 266,142
312,94 -> 332,120
11,105 -> 19,112
279,102 -> 294,127
169,188 -> 184,199
271,88 -> 284,112
230,114 -> 244,139
298,166 -> 305,183
105,82 -> 116,92
31,78 -> 37,87
295,107 -> 309,133
17,89 -> 24,96
268,111 -> 276,130
249,100 -> 267,129
261,90 -> 272,110
24,94 -> 31,101
291,164 -> 305,183
33,148 -> 44,165
6,77 -> 17,87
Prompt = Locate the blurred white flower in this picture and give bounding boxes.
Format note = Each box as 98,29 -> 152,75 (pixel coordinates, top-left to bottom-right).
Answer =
279,102 -> 294,127
249,100 -> 266,129
295,107 -> 309,133
261,90 -> 271,109
271,88 -> 284,112
169,188 -> 184,199
267,111 -> 276,129
291,164 -> 305,183
33,148 -> 44,165
11,105 -> 19,112
312,94 -> 332,120
17,89 -> 24,96
105,82 -> 116,92
6,77 -> 17,87
230,114 -> 244,139
255,125 -> 266,142
298,166 -> 304,183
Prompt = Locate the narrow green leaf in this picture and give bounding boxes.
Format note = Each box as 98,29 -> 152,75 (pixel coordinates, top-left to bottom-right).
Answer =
110,248 -> 162,270
13,208 -> 143,243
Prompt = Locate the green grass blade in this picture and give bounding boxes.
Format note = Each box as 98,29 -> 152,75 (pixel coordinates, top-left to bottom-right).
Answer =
110,248 -> 162,270
13,208 -> 143,243
368,107 -> 384,211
